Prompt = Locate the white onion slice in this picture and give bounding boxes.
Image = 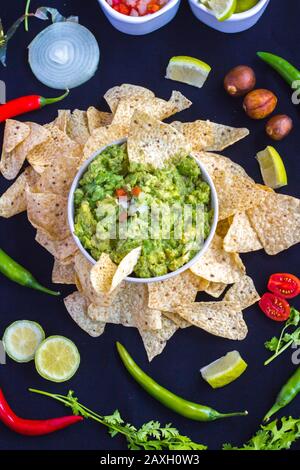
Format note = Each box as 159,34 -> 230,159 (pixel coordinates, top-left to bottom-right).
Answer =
28,22 -> 100,90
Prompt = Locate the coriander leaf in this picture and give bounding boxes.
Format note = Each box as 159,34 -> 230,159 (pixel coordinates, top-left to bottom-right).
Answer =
265,337 -> 279,352
223,417 -> 300,451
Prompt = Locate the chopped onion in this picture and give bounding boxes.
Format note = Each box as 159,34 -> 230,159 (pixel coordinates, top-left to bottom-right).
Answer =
28,22 -> 100,90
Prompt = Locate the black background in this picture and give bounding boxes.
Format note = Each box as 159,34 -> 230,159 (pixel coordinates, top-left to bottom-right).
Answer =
0,0 -> 299,452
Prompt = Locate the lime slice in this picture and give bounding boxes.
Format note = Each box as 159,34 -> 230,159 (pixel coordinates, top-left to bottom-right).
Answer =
35,336 -> 80,382
166,56 -> 211,89
208,0 -> 237,21
3,320 -> 45,363
200,351 -> 247,389
235,0 -> 258,13
256,146 -> 288,189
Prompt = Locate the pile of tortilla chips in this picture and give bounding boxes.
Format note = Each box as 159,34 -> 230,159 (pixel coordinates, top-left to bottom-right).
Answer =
1,84 -> 300,361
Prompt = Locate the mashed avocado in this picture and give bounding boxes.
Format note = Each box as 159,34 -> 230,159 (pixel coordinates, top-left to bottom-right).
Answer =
74,144 -> 212,278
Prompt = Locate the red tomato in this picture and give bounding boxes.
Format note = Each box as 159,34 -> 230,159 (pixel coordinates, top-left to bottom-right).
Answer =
259,293 -> 291,322
131,186 -> 142,197
268,273 -> 300,299
115,188 -> 127,198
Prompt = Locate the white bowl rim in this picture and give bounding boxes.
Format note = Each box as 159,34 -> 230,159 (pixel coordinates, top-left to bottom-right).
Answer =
189,0 -> 269,21
98,0 -> 180,23
68,138 -> 218,284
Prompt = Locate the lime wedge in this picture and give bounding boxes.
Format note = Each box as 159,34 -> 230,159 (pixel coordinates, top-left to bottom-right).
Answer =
201,351 -> 247,389
235,0 -> 258,13
208,0 -> 237,21
35,336 -> 80,382
166,56 -> 211,89
3,320 -> 45,363
256,146 -> 288,189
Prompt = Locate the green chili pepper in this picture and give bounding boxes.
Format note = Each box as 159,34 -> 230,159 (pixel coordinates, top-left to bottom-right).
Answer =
0,248 -> 60,296
116,342 -> 248,422
257,52 -> 300,88
264,366 -> 300,422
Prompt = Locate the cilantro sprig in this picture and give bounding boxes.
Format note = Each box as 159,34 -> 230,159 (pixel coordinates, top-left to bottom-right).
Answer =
29,389 -> 206,451
264,307 -> 300,366
223,417 -> 300,450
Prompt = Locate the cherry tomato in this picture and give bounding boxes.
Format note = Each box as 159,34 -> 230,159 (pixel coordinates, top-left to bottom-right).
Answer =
268,273 -> 300,299
259,293 -> 291,322
131,186 -> 142,197
115,188 -> 127,198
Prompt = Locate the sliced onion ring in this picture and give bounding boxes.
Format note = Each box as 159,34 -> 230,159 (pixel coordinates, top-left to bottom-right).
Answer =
28,22 -> 100,89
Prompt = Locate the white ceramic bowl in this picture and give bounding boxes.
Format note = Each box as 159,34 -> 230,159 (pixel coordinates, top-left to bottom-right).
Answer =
68,139 -> 218,284
188,0 -> 270,33
97,0 -> 181,35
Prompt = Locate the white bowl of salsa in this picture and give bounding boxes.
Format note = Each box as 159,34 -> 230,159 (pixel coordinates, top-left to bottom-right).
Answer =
97,0 -> 181,35
188,0 -> 270,33
68,139 -> 218,284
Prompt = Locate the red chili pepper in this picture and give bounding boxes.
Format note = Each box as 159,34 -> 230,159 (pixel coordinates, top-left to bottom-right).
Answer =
0,90 -> 69,123
0,388 -> 83,436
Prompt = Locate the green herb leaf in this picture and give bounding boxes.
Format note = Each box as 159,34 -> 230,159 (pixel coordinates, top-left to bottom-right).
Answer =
265,337 -> 279,352
223,417 -> 300,450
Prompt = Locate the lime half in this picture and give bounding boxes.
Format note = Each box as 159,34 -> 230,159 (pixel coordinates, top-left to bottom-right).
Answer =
256,146 -> 288,189
201,351 -> 247,389
166,56 -> 211,89
35,336 -> 80,382
3,320 -> 45,363
208,0 -> 237,21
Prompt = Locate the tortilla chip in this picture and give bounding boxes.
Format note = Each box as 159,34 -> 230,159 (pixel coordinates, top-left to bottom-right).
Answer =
204,282 -> 227,298
223,211 -> 263,253
195,152 -> 253,182
224,275 -> 260,310
148,270 -> 207,310
52,259 -> 75,284
2,119 -> 30,153
247,192 -> 300,255
139,316 -> 178,362
87,107 -> 113,133
0,167 -> 38,218
161,311 -> 190,328
83,124 -> 127,160
216,218 -> 232,238
35,230 -> 78,261
88,282 -> 162,331
171,302 -> 248,340
127,112 -> 191,169
90,253 -> 117,294
67,109 -> 90,146
64,291 -> 105,337
104,84 -> 155,113
26,190 -> 69,240
1,122 -> 50,180
110,246 -> 141,292
112,91 -> 191,128
191,234 -> 246,283
35,156 -> 79,195
172,120 -> 249,152
51,110 -> 71,133
74,252 -> 117,307
27,126 -> 81,174
213,168 -> 266,220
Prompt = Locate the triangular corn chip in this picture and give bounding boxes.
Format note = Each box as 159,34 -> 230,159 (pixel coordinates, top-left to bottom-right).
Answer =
223,211 -> 262,253
64,291 -> 105,337
104,84 -> 155,113
224,275 -> 260,310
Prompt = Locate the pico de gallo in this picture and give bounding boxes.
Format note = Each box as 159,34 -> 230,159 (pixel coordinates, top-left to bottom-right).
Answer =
106,0 -> 169,16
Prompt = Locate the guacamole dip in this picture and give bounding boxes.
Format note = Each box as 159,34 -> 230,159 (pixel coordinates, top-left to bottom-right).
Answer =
74,144 -> 212,278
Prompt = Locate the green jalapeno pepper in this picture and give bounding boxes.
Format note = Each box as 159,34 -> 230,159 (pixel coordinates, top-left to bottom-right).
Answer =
257,52 -> 300,88
117,342 -> 248,422
264,366 -> 300,422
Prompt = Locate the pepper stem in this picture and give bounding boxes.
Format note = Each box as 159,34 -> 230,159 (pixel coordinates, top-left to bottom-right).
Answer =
218,410 -> 248,419
40,89 -> 70,108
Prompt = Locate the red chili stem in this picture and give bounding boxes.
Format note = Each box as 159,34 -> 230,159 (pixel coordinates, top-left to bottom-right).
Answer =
0,388 -> 83,436
0,90 -> 69,122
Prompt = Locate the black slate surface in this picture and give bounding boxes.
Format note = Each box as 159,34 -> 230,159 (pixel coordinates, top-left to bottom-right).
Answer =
0,0 -> 299,451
